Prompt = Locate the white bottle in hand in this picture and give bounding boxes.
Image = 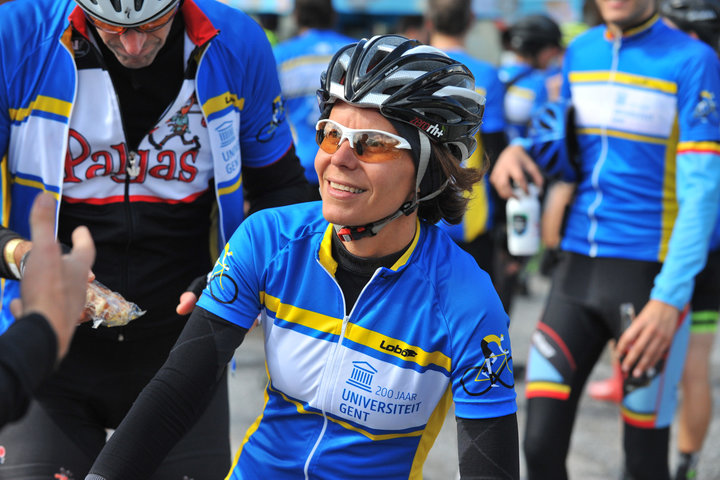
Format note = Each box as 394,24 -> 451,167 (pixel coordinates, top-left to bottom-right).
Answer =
506,183 -> 540,256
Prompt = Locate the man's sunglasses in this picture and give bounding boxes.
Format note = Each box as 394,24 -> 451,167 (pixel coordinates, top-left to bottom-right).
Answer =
315,119 -> 411,163
85,4 -> 179,35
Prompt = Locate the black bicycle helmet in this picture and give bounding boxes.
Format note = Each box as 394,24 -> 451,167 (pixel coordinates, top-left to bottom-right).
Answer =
660,0 -> 720,53
528,100 -> 579,182
316,34 -> 486,240
74,0 -> 180,27
505,14 -> 563,58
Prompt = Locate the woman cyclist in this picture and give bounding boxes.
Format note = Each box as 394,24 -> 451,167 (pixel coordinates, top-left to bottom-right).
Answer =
84,35 -> 519,480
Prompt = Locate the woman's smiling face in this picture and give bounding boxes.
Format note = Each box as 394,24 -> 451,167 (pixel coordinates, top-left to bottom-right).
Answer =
315,102 -> 416,230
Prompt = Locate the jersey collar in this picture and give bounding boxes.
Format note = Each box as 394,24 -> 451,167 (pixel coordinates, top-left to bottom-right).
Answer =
603,13 -> 660,41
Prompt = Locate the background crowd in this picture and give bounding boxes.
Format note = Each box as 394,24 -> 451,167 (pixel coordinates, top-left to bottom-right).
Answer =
0,0 -> 718,479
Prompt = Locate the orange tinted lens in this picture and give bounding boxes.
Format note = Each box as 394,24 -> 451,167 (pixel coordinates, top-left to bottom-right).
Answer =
316,124 -> 341,153
87,4 -> 177,34
354,133 -> 403,163
136,7 -> 178,32
89,17 -> 126,34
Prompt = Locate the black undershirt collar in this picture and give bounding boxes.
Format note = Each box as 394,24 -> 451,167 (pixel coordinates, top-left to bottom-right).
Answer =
331,233 -> 411,315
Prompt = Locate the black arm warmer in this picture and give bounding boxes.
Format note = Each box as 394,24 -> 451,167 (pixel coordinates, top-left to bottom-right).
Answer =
242,144 -> 314,214
0,313 -> 57,428
457,413 -> 519,480
86,307 -> 247,480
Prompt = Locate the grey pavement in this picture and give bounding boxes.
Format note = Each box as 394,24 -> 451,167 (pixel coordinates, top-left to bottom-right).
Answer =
228,274 -> 720,479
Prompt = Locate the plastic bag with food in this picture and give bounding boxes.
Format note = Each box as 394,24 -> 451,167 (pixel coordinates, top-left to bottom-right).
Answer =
84,280 -> 146,328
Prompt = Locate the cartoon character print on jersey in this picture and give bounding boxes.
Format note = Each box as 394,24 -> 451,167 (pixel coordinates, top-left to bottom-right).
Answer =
460,333 -> 514,396
256,95 -> 287,143
149,94 -> 204,151
63,82 -> 213,203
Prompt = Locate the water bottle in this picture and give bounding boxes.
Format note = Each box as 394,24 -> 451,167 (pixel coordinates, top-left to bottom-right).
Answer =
506,183 -> 540,256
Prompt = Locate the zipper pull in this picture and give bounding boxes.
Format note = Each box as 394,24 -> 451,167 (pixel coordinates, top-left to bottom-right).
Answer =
127,151 -> 140,179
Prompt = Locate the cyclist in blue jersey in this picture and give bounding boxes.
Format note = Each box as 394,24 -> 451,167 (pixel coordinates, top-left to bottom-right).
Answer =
84,35 -> 519,480
490,0 -> 720,478
0,0 -> 310,478
588,5 -> 720,478
273,0 -> 356,197
499,14 -> 563,142
426,0 -> 508,289
659,2 -> 720,478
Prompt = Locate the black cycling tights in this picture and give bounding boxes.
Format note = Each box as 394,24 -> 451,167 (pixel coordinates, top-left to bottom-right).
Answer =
524,397 -> 670,480
523,253 -> 673,480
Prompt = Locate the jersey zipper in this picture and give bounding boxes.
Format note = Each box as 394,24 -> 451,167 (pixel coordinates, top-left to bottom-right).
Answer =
303,261 -> 382,479
587,33 -> 622,257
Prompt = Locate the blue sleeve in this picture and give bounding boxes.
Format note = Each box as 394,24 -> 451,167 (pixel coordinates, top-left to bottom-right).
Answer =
196,212 -> 268,329
447,261 -> 517,419
651,51 -> 720,308
238,21 -> 293,168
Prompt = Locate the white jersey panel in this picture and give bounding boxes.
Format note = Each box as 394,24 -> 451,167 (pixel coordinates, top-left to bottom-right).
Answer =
572,83 -> 677,138
262,311 -> 450,431
64,71 -> 212,203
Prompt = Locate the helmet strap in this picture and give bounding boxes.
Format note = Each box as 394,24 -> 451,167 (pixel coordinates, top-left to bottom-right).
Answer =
334,133 -> 448,242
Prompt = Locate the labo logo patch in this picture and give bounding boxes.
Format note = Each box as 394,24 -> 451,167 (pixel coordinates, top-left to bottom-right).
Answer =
379,340 -> 417,358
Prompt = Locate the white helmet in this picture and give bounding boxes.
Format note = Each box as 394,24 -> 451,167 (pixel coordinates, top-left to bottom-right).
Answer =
75,0 -> 180,27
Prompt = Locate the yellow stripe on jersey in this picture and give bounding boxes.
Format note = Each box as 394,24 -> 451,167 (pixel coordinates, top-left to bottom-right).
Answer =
659,119 -> 679,262
677,140 -> 720,154
202,92 -> 245,117
577,127 -> 670,145
409,387 -> 453,480
279,54 -> 334,71
389,217 -> 421,271
569,71 -> 677,95
217,173 -> 242,196
262,291 -> 344,336
462,131 -> 489,241
506,85 -> 536,100
344,322 -> 452,373
9,95 -> 72,123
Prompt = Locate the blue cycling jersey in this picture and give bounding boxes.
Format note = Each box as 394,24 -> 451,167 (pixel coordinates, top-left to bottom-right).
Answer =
499,62 -> 560,141
436,49 -> 505,243
197,201 -> 516,479
555,15 -> 720,309
273,29 -> 356,185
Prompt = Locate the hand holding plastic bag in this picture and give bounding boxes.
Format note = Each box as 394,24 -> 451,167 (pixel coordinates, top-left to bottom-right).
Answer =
84,280 -> 145,328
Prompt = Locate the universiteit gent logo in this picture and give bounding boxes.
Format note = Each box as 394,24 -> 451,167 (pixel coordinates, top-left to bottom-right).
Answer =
346,361 -> 377,393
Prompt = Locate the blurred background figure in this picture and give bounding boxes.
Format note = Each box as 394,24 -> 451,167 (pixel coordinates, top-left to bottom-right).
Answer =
657,2 -> 718,479
426,0 -> 508,292
394,14 -> 428,43
273,0 -> 356,199
258,12 -> 281,46
499,14 -> 564,141
587,8 -> 720,479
